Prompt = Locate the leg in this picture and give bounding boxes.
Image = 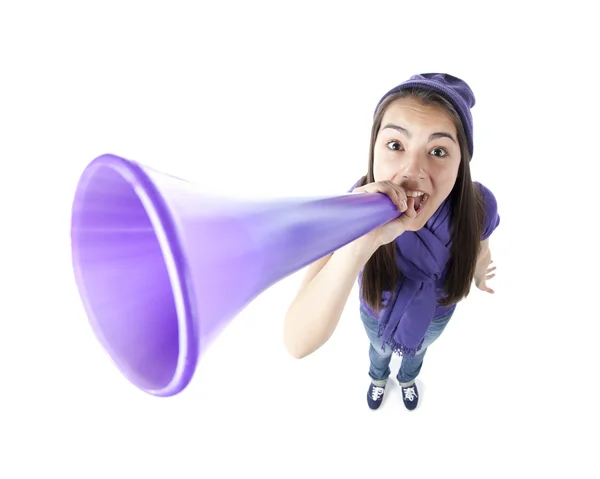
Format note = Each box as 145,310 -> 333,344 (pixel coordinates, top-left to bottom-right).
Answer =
360,306 -> 393,386
396,310 -> 455,411
360,306 -> 393,409
397,309 -> 455,386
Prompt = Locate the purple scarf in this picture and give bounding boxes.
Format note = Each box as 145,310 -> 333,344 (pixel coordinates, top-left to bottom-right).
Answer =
376,197 -> 453,357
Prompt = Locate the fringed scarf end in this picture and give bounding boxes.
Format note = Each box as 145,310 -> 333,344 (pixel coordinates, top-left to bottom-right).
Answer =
377,323 -> 422,358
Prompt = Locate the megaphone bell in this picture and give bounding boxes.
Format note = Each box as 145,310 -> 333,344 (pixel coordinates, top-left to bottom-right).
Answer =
70,154 -> 400,397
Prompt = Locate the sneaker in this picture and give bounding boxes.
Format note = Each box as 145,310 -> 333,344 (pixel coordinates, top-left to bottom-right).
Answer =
400,382 -> 419,410
367,382 -> 386,409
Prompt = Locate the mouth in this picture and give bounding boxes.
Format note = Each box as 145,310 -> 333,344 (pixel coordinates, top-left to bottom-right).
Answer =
406,191 -> 429,215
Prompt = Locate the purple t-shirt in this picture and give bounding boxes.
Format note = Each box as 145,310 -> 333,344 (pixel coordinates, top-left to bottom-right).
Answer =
354,181 -> 500,320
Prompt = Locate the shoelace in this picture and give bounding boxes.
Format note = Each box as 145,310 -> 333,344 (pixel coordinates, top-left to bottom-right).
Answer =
403,386 -> 417,401
370,386 -> 385,401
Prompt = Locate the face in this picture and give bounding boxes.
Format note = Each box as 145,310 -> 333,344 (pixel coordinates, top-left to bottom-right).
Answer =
373,96 -> 462,229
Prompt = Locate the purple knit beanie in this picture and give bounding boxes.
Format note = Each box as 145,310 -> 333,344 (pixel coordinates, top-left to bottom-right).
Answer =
374,73 -> 476,159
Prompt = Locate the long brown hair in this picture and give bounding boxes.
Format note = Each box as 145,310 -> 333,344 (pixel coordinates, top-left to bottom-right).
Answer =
359,88 -> 485,313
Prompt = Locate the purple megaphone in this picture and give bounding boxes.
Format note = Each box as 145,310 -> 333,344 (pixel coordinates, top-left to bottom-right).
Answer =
70,154 -> 401,397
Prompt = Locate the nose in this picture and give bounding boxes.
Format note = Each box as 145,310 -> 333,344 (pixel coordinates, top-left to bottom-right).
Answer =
400,150 -> 426,180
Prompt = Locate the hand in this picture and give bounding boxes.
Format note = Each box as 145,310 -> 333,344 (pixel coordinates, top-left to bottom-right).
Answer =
474,260 -> 496,294
351,180 -> 413,252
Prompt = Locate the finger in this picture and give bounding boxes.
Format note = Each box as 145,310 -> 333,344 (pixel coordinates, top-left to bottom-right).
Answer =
396,190 -> 407,212
357,183 -> 407,213
382,182 -> 406,212
403,197 -> 417,218
398,197 -> 408,212
353,183 -> 381,193
393,183 -> 408,204
487,266 -> 497,273
486,273 -> 496,280
392,187 -> 407,212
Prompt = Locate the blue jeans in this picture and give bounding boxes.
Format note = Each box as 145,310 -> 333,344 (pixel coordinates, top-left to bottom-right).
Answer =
360,305 -> 454,386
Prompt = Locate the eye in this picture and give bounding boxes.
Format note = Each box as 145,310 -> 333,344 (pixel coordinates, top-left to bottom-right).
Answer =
386,140 -> 403,151
430,147 -> 448,157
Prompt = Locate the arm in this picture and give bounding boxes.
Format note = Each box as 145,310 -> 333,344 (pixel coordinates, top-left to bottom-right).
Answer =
283,180 -> 408,358
283,241 -> 374,359
475,238 -> 491,274
473,182 -> 500,294
474,238 -> 495,293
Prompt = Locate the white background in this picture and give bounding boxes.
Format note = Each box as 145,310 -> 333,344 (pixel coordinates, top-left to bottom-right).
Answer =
1,1 -> 598,478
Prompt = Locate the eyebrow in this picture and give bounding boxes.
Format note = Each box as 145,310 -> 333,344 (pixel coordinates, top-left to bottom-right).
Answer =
381,123 -> 457,144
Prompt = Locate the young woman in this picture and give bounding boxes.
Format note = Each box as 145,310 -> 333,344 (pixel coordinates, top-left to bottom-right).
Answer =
283,73 -> 500,411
